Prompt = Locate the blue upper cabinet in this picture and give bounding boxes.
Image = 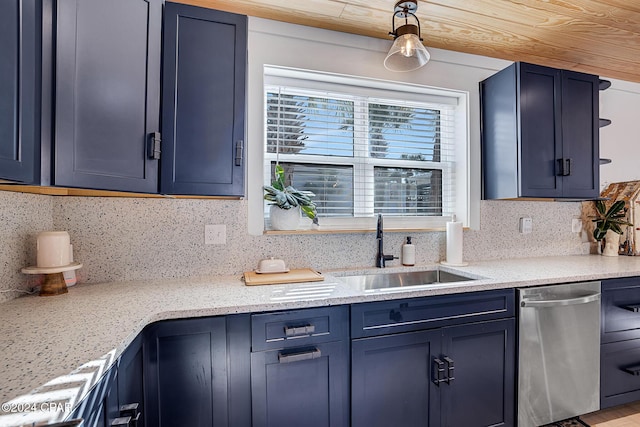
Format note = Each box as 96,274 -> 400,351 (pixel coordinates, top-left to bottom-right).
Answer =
481,62 -> 599,200
0,0 -> 39,183
161,2 -> 247,196
53,0 -> 162,193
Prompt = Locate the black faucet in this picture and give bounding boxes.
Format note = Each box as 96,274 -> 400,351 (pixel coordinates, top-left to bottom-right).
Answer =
376,214 -> 397,268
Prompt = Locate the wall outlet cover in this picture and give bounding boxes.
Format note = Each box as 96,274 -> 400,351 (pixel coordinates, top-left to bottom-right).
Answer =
205,224 -> 226,245
519,217 -> 533,234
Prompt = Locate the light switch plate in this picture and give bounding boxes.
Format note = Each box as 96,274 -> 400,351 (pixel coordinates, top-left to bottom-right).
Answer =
519,217 -> 533,234
205,224 -> 226,245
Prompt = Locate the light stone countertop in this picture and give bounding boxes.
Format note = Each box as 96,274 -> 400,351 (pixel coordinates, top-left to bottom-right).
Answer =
2,254 -> 640,426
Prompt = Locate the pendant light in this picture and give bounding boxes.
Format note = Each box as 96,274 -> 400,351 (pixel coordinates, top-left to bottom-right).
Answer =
384,0 -> 430,72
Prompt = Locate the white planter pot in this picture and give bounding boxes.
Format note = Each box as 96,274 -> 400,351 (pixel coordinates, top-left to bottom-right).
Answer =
269,205 -> 300,231
602,229 -> 620,257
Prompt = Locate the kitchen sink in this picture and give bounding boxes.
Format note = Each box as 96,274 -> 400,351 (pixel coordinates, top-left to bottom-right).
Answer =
340,269 -> 477,292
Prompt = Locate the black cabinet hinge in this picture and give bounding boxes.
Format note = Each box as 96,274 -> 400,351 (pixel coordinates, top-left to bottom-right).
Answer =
148,132 -> 161,160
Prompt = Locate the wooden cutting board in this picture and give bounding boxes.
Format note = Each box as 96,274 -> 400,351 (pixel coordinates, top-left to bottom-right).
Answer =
243,268 -> 324,286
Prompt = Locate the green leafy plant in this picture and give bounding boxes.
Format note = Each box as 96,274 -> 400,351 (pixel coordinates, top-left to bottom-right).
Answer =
592,200 -> 633,241
264,165 -> 319,225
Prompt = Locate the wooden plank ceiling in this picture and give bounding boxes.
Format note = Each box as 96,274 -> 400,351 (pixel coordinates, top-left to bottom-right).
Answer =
178,0 -> 640,82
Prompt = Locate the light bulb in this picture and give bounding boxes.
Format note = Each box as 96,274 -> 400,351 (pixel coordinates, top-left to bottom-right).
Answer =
401,35 -> 414,57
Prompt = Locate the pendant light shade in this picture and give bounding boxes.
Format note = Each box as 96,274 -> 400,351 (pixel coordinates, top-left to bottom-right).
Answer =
384,1 -> 430,72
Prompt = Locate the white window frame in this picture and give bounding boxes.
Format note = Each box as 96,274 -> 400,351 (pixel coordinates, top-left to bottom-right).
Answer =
261,65 -> 470,232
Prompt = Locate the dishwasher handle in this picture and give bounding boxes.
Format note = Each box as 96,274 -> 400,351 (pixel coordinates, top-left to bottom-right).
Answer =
521,292 -> 600,308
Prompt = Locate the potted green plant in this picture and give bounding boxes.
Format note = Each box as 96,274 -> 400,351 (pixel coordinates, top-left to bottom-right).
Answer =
591,200 -> 632,256
263,165 -> 318,230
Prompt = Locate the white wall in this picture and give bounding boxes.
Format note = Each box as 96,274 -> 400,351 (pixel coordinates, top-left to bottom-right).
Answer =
599,78 -> 640,189
246,17 -> 512,234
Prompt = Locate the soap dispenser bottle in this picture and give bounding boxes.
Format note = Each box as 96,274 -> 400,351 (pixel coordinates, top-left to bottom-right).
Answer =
402,236 -> 415,266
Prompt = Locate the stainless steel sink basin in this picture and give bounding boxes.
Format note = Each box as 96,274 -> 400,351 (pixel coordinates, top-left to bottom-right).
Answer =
340,270 -> 476,291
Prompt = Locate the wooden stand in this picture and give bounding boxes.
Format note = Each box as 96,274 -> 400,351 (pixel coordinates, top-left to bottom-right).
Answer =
39,272 -> 69,296
22,262 -> 83,297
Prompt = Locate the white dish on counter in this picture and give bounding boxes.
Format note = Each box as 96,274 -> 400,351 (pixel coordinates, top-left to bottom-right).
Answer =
255,268 -> 290,274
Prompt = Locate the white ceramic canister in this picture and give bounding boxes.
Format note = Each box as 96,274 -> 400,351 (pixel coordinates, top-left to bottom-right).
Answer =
37,231 -> 71,268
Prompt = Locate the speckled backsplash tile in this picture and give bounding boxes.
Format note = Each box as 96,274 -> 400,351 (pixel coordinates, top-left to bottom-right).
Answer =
0,191 -> 54,303
1,192 -> 589,301
465,200 -> 588,260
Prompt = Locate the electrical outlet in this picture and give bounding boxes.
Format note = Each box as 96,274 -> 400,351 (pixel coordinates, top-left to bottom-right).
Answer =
572,218 -> 583,233
205,224 -> 226,245
519,217 -> 533,234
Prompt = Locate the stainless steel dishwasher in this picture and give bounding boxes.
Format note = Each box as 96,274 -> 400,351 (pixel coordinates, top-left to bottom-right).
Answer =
518,281 -> 601,427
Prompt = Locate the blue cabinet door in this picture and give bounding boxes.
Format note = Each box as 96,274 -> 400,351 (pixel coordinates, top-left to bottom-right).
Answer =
0,0 -> 39,183
53,0 -> 161,192
144,317 -> 229,427
69,364 -> 119,427
518,63 -> 563,198
251,340 -> 350,427
352,330 -> 441,427
161,3 -> 246,196
440,319 -> 515,427
560,70 -> 600,198
118,333 -> 145,427
351,315 -> 515,427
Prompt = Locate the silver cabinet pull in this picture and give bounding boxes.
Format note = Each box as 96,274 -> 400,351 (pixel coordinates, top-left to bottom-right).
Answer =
444,356 -> 455,384
111,416 -> 132,427
621,304 -> 640,313
622,364 -> 640,376
284,324 -> 316,337
43,420 -> 83,427
278,348 -> 322,364
433,357 -> 445,386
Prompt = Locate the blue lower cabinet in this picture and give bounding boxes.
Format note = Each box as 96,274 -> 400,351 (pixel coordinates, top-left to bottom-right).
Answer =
440,319 -> 515,427
250,306 -> 350,427
251,341 -> 350,427
71,295 -> 515,427
117,333 -> 145,427
68,364 -> 119,427
352,329 -> 441,427
69,336 -> 145,427
352,319 -> 515,427
601,278 -> 640,409
601,339 -> 640,409
143,315 -> 251,427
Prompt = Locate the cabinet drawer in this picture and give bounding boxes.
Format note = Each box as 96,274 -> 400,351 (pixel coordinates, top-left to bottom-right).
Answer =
250,340 -> 350,427
601,339 -> 640,408
602,277 -> 640,343
251,306 -> 348,351
351,289 -> 515,339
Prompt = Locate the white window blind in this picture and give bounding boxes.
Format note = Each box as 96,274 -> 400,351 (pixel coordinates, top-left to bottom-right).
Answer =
264,67 -> 466,230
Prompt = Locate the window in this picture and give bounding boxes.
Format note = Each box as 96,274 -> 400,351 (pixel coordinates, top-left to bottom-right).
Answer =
264,66 -> 468,231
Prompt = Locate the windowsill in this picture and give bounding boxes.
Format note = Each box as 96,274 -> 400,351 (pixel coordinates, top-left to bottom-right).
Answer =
262,214 -> 465,235
263,226 -> 460,235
